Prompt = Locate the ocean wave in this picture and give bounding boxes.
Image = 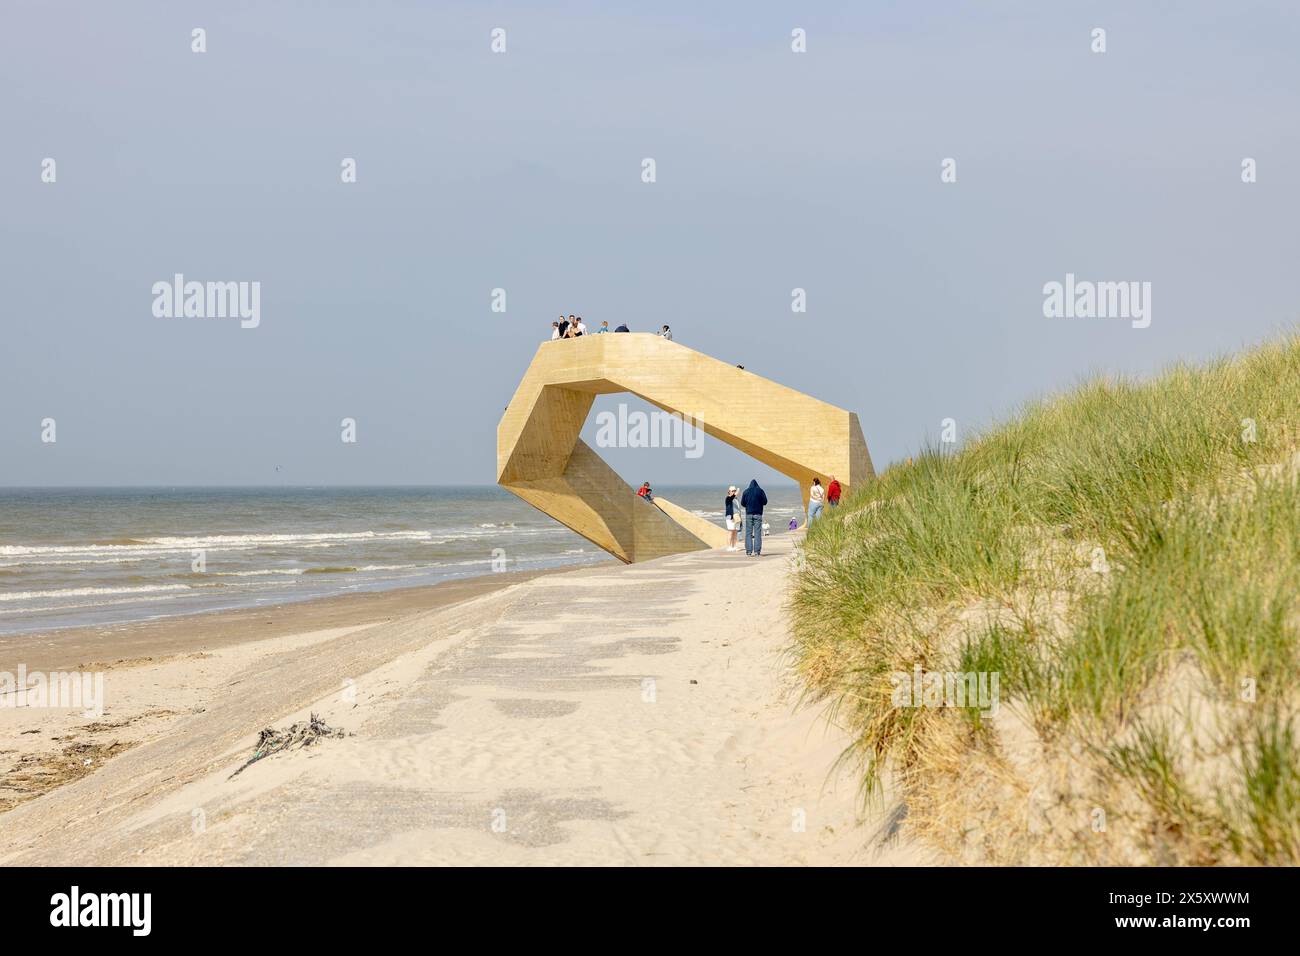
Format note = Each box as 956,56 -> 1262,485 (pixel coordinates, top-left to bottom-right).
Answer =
209,568 -> 307,577
0,556 -> 151,568
0,526 -> 574,562
144,531 -> 442,547
0,529 -> 451,560
0,593 -> 201,616
0,583 -> 193,603
0,542 -> 262,560
215,564 -> 423,576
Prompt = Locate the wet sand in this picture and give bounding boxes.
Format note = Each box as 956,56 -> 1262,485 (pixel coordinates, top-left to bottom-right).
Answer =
0,564 -> 601,672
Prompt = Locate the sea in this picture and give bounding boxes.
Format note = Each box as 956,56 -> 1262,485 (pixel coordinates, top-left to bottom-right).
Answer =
0,485 -> 803,635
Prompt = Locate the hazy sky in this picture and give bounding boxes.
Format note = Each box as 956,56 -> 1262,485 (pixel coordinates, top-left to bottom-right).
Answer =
3,0 -> 1297,487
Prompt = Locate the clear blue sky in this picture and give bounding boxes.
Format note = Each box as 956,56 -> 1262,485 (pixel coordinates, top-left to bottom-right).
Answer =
3,1 -> 1297,486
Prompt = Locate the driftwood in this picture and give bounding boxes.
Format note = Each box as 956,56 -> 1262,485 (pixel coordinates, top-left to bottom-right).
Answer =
229,713 -> 346,779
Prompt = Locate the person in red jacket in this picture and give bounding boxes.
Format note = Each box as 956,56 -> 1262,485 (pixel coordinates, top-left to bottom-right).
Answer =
826,475 -> 842,508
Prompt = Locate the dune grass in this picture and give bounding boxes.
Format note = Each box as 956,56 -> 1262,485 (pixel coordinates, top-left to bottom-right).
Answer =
791,333 -> 1300,864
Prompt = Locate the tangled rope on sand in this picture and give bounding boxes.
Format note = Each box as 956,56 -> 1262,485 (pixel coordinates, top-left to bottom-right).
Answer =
229,713 -> 347,779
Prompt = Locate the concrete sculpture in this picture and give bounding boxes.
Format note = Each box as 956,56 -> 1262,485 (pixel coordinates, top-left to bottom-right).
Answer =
497,334 -> 873,563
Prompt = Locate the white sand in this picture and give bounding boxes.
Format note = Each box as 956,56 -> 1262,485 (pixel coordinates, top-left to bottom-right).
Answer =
0,533 -> 924,866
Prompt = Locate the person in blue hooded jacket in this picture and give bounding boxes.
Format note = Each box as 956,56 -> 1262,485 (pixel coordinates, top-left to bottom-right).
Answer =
739,479 -> 768,556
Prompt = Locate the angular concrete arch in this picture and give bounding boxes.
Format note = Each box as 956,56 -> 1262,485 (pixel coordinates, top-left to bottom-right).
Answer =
497,334 -> 873,563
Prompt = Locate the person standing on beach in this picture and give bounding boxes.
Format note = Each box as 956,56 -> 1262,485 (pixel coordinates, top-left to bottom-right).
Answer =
558,315 -> 569,338
575,317 -> 587,336
740,479 -> 767,556
724,485 -> 740,551
826,475 -> 842,508
807,477 -> 825,525
550,321 -> 560,341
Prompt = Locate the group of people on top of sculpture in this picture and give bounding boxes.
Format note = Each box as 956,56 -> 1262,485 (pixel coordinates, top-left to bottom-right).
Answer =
548,315 -> 672,340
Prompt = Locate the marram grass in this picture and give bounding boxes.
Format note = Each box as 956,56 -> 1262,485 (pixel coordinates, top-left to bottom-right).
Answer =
790,332 -> 1300,864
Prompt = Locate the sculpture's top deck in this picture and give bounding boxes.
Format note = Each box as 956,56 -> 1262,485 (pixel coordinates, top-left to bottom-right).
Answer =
498,333 -> 872,563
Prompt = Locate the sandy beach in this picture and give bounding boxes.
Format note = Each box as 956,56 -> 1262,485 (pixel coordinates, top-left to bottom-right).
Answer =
0,531 -> 922,866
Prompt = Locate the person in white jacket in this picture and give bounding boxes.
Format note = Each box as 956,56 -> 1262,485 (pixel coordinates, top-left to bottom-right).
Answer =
807,477 -> 826,525
724,485 -> 741,551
